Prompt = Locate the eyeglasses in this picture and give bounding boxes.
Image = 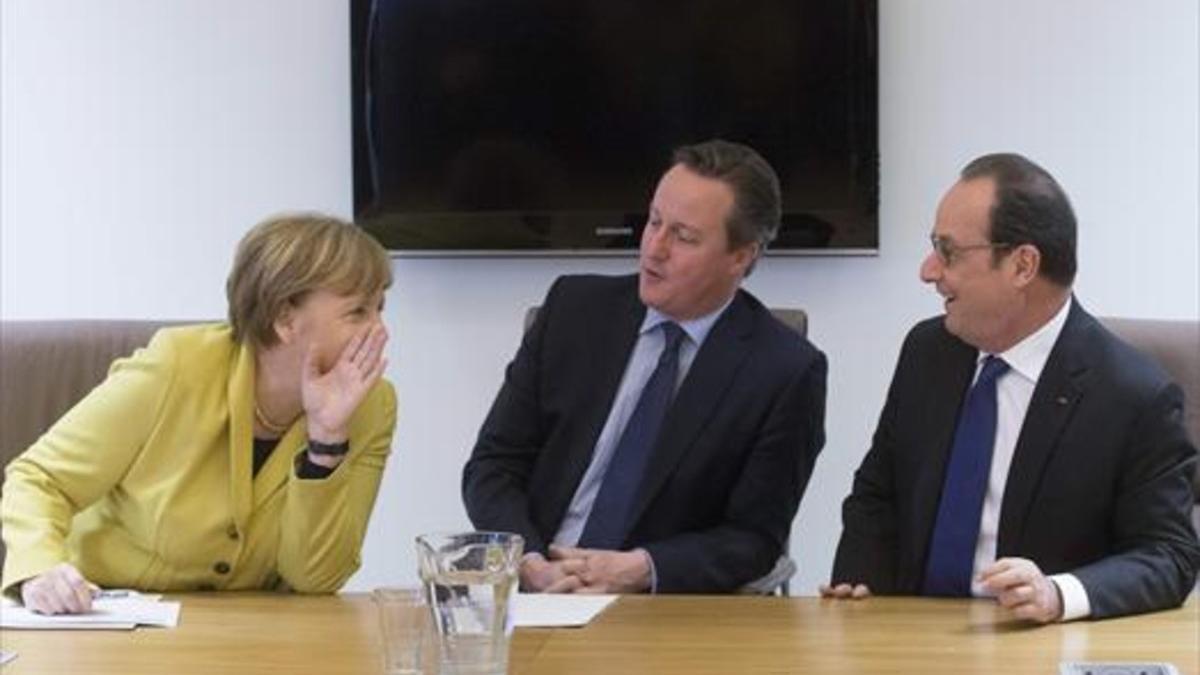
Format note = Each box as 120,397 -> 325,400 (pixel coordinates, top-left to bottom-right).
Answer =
929,234 -> 1012,265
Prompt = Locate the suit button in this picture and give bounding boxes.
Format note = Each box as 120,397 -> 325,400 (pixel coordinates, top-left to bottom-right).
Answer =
214,561 -> 231,575
226,525 -> 240,540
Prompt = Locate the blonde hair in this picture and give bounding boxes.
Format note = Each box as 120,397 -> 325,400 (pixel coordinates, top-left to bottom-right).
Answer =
226,213 -> 392,347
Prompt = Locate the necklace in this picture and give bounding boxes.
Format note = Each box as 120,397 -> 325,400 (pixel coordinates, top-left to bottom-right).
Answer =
254,402 -> 294,435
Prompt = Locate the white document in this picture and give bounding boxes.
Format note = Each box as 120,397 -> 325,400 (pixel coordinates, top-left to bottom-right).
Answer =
0,591 -> 180,630
1,649 -> 17,665
512,592 -> 617,628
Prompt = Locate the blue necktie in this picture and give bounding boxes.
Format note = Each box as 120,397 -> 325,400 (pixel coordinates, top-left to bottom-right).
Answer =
578,322 -> 687,549
922,355 -> 1010,597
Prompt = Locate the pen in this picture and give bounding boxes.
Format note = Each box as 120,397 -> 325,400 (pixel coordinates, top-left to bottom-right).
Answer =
93,590 -> 131,599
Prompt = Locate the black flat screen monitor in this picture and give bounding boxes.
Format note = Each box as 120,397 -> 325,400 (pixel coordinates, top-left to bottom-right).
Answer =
351,0 -> 878,254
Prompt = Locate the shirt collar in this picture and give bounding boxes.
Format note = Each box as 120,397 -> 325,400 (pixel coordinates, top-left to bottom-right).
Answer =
982,296 -> 1072,383
640,294 -> 736,348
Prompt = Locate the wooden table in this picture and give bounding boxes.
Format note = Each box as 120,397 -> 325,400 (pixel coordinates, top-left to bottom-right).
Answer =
1,593 -> 1196,674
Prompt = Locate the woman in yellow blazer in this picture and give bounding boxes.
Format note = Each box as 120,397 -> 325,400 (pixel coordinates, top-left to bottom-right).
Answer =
1,213 -> 397,614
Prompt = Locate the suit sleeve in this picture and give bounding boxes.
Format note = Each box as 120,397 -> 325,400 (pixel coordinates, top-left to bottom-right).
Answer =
643,350 -> 828,593
461,279 -> 563,556
1,333 -> 175,595
275,380 -> 397,593
830,338 -> 909,593
1070,381 -> 1200,618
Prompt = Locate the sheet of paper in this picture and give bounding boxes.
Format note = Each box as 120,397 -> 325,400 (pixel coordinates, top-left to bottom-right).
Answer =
512,592 -> 617,628
0,591 -> 180,630
1,649 -> 17,665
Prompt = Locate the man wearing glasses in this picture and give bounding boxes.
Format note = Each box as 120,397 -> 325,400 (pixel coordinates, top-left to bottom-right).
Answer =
823,153 -> 1198,621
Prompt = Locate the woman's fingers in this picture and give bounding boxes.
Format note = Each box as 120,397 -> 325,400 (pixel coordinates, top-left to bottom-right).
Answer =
22,564 -> 94,615
364,325 -> 388,372
340,324 -> 373,369
62,564 -> 93,613
366,356 -> 388,387
338,323 -> 387,380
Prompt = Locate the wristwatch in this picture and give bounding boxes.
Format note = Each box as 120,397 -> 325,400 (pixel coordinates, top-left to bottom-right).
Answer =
306,439 -> 350,456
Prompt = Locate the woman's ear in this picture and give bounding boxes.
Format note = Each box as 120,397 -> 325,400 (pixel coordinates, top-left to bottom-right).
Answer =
272,304 -> 297,345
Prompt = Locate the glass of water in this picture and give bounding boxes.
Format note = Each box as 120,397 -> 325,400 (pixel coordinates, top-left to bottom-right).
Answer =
416,532 -> 524,675
373,587 -> 434,675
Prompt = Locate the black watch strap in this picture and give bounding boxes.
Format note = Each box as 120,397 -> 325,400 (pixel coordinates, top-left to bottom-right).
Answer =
306,439 -> 350,456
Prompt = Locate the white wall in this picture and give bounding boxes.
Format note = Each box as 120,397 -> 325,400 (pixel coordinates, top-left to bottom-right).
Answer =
2,0 -> 1197,595
1,0 -> 354,317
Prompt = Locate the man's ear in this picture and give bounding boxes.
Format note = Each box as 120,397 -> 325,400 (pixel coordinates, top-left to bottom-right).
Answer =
732,241 -> 759,277
1011,244 -> 1042,287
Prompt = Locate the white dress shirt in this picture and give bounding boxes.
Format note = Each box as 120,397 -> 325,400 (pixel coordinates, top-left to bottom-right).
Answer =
967,297 -> 1090,621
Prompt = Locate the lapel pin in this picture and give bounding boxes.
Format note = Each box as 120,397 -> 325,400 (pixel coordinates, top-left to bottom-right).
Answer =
1055,395 -> 1069,406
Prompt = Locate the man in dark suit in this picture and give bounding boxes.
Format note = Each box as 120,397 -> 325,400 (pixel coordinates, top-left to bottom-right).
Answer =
463,140 -> 827,594
825,153 -> 1199,621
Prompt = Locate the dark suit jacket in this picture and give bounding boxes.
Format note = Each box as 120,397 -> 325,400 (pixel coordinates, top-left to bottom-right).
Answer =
832,301 -> 1200,618
463,274 -> 827,593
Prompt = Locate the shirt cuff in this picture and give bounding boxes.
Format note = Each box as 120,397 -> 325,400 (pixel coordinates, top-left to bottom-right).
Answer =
1049,573 -> 1091,622
521,552 -> 547,568
636,548 -> 658,594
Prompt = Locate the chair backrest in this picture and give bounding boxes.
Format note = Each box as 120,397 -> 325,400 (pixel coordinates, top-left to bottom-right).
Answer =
0,319 -> 178,565
769,309 -> 808,338
524,306 -> 808,339
1098,317 -> 1200,521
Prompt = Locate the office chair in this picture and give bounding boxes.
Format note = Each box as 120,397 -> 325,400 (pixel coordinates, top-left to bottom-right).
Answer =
1099,317 -> 1200,536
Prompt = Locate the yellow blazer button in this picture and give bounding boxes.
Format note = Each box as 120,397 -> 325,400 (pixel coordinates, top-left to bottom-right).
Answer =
227,525 -> 240,540
214,561 -> 231,575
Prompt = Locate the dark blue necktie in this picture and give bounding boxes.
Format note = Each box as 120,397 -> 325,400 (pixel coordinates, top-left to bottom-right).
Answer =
922,355 -> 1010,597
578,322 -> 687,549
